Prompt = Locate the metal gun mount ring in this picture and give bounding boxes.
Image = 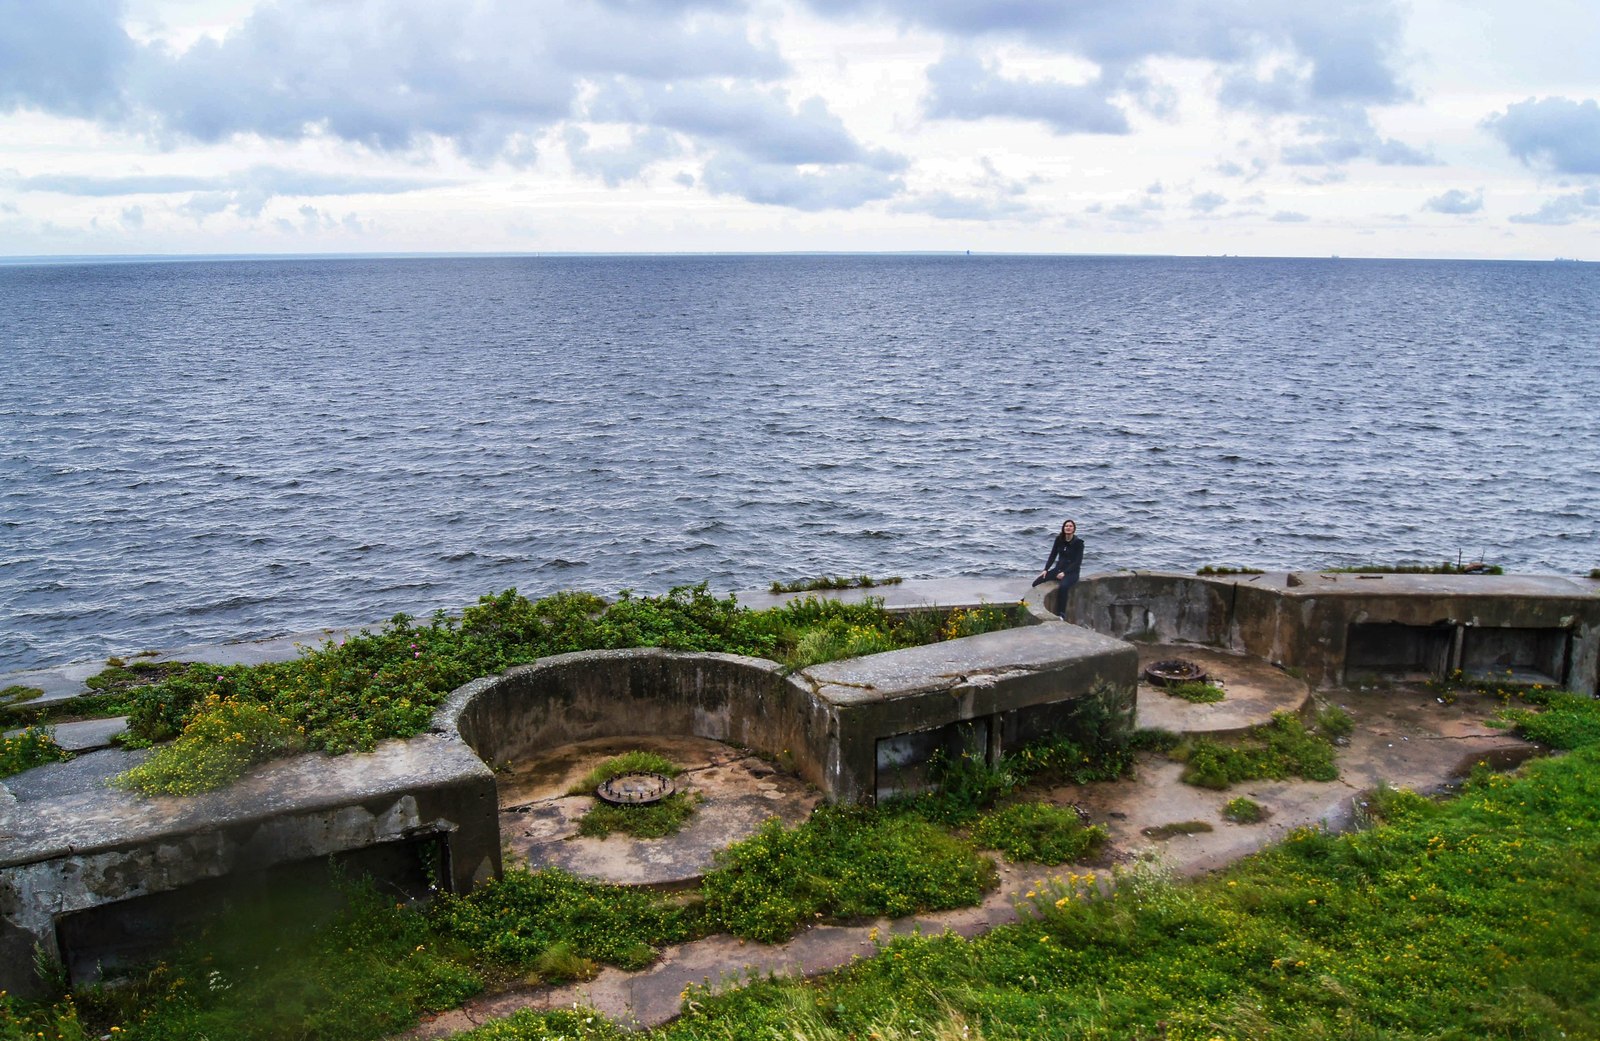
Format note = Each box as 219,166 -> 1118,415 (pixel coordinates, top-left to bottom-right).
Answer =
596,772 -> 676,805
1143,658 -> 1210,687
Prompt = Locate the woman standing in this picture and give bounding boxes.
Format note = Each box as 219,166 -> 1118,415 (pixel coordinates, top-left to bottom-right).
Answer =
1037,519 -> 1084,619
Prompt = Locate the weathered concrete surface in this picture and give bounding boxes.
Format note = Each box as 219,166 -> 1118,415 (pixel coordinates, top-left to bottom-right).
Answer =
731,577 -> 1027,614
399,686 -> 1535,1040
802,623 -> 1138,803
1072,571 -> 1600,695
1133,645 -> 1312,737
4,716 -> 128,752
498,736 -> 819,886
437,650 -> 838,798
0,735 -> 499,998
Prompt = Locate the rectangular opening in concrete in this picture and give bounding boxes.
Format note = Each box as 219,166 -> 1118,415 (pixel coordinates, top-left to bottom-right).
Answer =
874,719 -> 989,803
53,834 -> 447,986
1345,622 -> 1453,680
1461,626 -> 1570,686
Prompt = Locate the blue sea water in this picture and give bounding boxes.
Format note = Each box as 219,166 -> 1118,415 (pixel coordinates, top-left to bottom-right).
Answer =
2,254 -> 1597,672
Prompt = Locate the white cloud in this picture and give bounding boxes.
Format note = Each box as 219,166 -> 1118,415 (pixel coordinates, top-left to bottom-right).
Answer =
1423,188 -> 1483,215
1484,97 -> 1600,175
1508,187 -> 1600,226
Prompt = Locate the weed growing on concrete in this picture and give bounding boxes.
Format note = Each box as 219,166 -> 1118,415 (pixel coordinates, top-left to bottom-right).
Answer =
1196,565 -> 1265,575
1163,680 -> 1226,703
0,683 -> 43,706
112,695 -> 305,796
568,750 -> 682,794
700,805 -> 996,942
1222,796 -> 1266,823
0,726 -> 72,778
768,575 -> 903,594
101,586 -> 1023,794
1174,712 -> 1339,789
1142,819 -> 1215,839
578,792 -> 703,840
971,803 -> 1107,864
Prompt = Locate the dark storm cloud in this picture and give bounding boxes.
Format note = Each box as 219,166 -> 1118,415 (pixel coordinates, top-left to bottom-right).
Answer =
1484,97 -> 1600,175
0,0 -> 133,118
923,53 -> 1129,135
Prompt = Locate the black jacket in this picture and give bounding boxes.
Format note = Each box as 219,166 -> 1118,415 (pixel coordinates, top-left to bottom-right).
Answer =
1043,535 -> 1084,585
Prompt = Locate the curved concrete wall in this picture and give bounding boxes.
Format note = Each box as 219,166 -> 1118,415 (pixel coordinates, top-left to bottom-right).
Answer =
434,649 -> 840,794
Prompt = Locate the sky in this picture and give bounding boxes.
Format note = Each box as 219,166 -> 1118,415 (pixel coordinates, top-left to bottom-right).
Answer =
1,0 -> 1597,260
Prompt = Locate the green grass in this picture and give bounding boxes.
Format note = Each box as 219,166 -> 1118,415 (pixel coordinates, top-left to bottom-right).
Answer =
1326,561 -> 1504,575
970,803 -> 1107,864
699,805 -> 997,943
1173,711 -> 1340,789
647,693 -> 1600,1041
567,749 -> 683,794
1161,680 -> 1226,703
577,792 -> 701,839
769,575 -> 903,594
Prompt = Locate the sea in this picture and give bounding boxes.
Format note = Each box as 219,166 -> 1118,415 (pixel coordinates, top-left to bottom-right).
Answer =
2,253 -> 1596,673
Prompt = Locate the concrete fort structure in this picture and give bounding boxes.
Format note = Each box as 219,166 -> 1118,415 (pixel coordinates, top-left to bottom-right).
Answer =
2,571 -> 1597,996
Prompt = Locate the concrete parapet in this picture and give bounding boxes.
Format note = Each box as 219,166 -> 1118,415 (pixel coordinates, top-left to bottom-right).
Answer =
0,736 -> 499,998
1072,572 -> 1600,695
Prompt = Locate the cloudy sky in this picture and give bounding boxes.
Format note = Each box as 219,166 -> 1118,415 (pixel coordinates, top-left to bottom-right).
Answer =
2,0 -> 1597,259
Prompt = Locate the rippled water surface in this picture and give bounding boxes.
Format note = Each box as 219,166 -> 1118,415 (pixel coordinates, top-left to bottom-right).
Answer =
2,254 -> 1596,671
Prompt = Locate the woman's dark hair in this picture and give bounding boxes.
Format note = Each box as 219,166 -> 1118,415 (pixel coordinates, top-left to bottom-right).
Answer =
1059,518 -> 1077,538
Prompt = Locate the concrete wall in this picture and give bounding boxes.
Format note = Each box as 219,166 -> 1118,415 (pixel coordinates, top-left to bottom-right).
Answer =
0,738 -> 499,999
1071,572 -> 1600,694
436,649 -> 839,794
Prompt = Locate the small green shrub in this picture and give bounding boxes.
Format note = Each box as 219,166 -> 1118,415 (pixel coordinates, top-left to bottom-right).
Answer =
971,803 -> 1107,863
577,792 -> 701,839
113,696 -> 305,795
1362,781 -> 1438,824
0,726 -> 72,778
701,805 -> 995,942
1163,681 -> 1225,704
1222,796 -> 1265,823
1196,566 -> 1264,575
568,750 -> 682,794
1316,703 -> 1355,738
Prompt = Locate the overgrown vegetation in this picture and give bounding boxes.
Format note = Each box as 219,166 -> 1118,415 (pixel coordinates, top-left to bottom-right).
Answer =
1170,711 -> 1340,789
699,805 -> 997,943
0,726 -> 72,778
1161,679 -> 1226,703
432,868 -> 699,976
970,803 -> 1107,864
63,587 -> 1020,795
13,692 -> 1600,1040
567,750 -> 682,794
768,575 -> 903,594
1325,561 -> 1504,575
578,793 -> 702,839
1222,796 -> 1266,823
